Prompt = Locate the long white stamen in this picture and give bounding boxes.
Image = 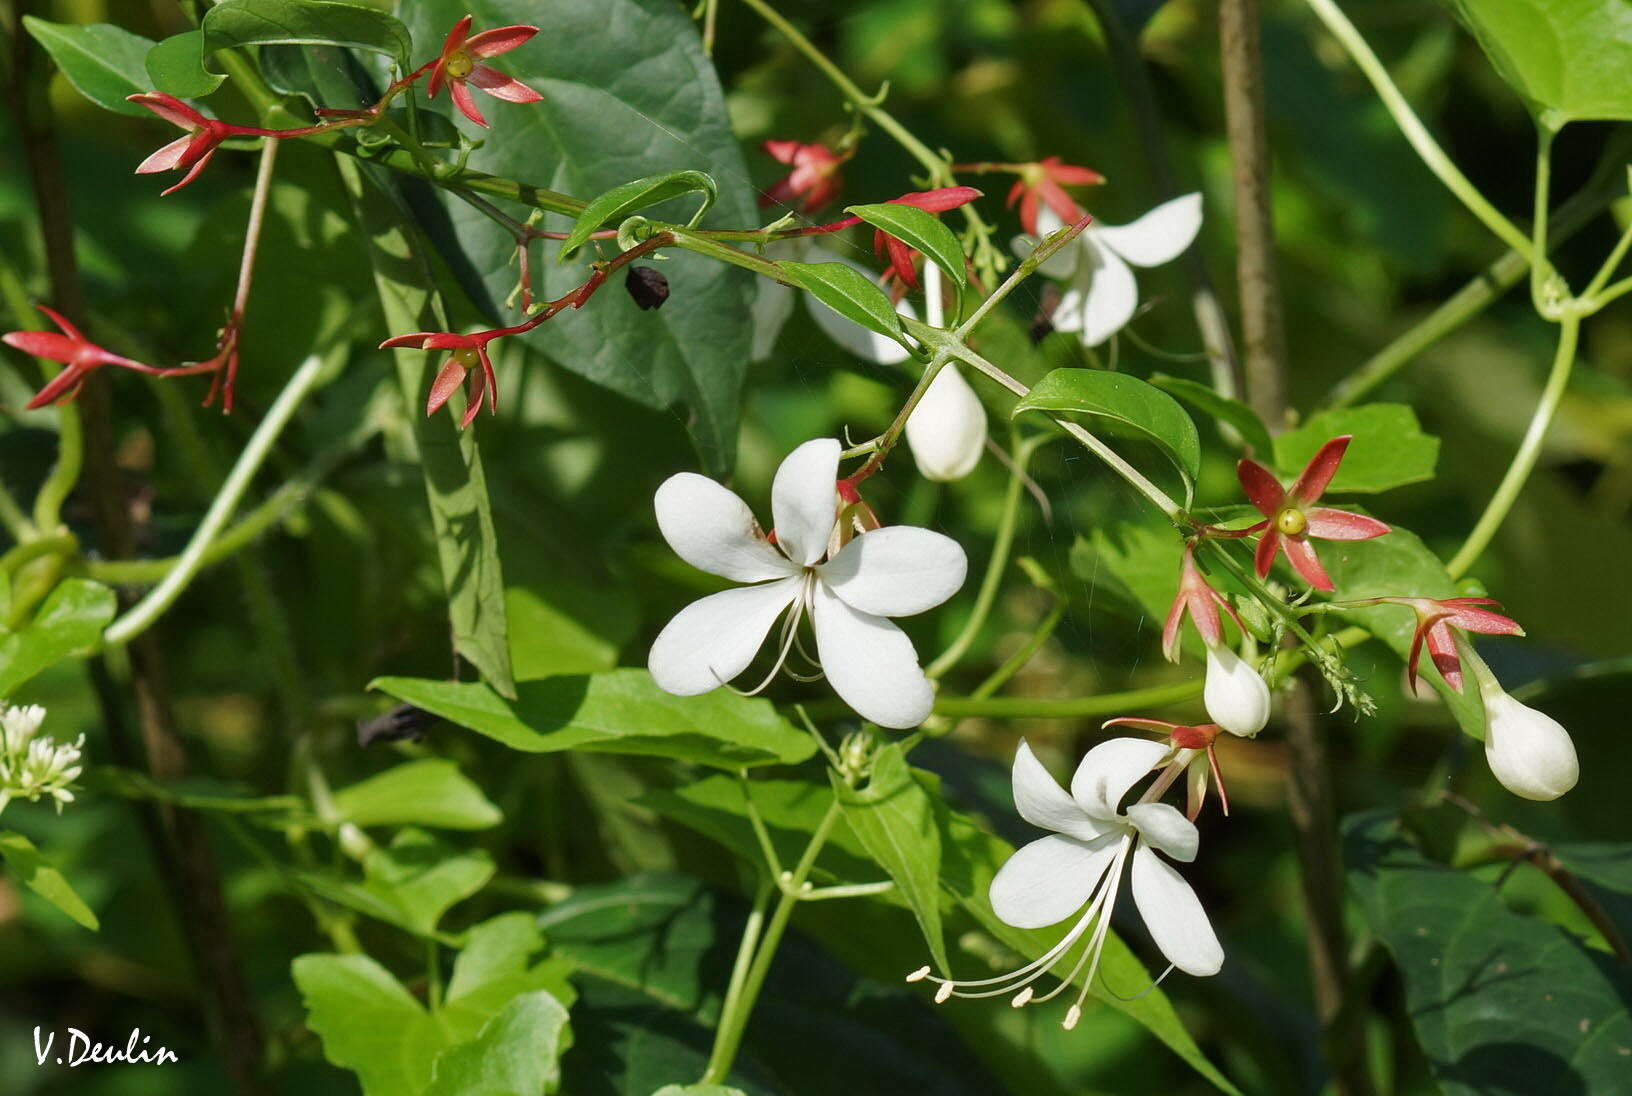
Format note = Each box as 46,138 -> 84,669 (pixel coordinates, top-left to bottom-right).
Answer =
724,574 -> 812,697
1033,836 -> 1133,1005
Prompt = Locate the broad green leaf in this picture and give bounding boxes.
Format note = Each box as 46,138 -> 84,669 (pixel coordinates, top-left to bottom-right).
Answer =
640,776 -> 884,888
780,261 -> 910,347
334,155 -> 515,699
1447,0 -> 1632,125
1347,810 -> 1632,1093
292,953 -> 444,1096
930,800 -> 1242,1095
360,829 -> 494,936
845,202 -> 968,290
444,913 -> 577,1043
145,31 -> 224,99
505,583 -> 634,679
1014,369 -> 1202,488
832,745 -> 947,972
21,19 -> 155,116
0,578 -> 117,695
654,1087 -> 747,1096
559,171 -> 719,259
332,759 -> 502,830
402,0 -> 756,477
1273,404 -> 1438,493
201,0 -> 410,68
1149,373 -> 1273,457
426,990 -> 571,1096
1551,843 -> 1632,948
1319,528 -> 1487,740
370,670 -> 816,769
0,831 -> 98,930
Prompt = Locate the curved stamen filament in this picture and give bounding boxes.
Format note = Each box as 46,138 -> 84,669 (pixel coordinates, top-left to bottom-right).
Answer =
722,573 -> 817,697
1034,836 -> 1133,1010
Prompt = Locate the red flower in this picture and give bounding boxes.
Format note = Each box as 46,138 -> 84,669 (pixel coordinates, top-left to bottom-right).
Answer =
428,16 -> 542,129
1163,545 -> 1246,662
1006,157 -> 1104,236
3,305 -> 163,408
1237,436 -> 1390,592
1103,717 -> 1230,819
1369,596 -> 1524,692
127,92 -> 243,195
872,186 -> 981,289
380,330 -> 501,428
759,141 -> 845,213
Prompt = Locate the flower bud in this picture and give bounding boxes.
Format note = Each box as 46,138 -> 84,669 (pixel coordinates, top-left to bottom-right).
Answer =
1203,645 -> 1270,738
1479,685 -> 1578,801
625,266 -> 669,310
905,365 -> 986,481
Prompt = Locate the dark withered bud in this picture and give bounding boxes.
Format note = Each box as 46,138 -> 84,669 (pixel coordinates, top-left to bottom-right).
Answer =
357,704 -> 437,748
625,266 -> 670,310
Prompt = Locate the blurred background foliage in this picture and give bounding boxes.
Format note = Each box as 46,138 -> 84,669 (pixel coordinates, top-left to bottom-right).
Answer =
0,0 -> 1628,1092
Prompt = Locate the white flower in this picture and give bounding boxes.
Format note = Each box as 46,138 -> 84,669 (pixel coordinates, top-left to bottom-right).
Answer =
1017,194 -> 1202,347
0,703 -> 82,814
1203,645 -> 1271,738
1478,678 -> 1578,801
648,439 -> 967,728
902,263 -> 987,482
911,738 -> 1222,1028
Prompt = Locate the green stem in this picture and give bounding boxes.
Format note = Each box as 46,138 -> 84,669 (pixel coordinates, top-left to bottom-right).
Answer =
926,431 -> 1040,677
1302,0 -> 1531,259
701,798 -> 842,1085
1446,313 -> 1580,578
32,402 -> 82,533
0,478 -> 31,540
971,596 -> 1065,700
704,878 -> 769,1080
103,353 -> 328,646
933,678 -> 1202,718
1529,125 -> 1562,316
1583,215 -> 1632,304
0,533 -> 75,576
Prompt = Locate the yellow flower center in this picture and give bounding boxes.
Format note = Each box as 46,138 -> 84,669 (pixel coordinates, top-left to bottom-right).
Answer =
1276,507 -> 1307,536
445,50 -> 475,79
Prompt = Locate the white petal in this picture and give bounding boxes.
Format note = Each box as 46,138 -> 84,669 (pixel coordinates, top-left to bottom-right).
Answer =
1070,737 -> 1168,821
1011,740 -> 1114,842
809,580 -> 933,728
904,365 -> 987,482
989,833 -> 1121,930
647,578 -> 802,695
1130,843 -> 1223,976
802,246 -> 917,365
817,526 -> 967,617
1124,802 -> 1198,863
1204,646 -> 1271,738
771,438 -> 841,567
654,473 -> 797,583
1482,689 -> 1579,801
1093,193 -> 1202,268
1056,239 -> 1138,347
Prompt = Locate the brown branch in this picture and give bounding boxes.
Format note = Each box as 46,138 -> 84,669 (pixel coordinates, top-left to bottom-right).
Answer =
7,6 -> 266,1091
1218,1 -> 1373,1092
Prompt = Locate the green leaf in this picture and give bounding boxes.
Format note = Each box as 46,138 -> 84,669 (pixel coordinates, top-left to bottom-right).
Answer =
1273,404 -> 1439,493
332,759 -> 502,831
360,829 -> 494,937
1014,369 -> 1202,488
401,0 -> 756,477
653,1087 -> 747,1096
1347,810 -> 1632,1093
334,155 -> 516,700
559,171 -> 719,259
780,261 -> 910,348
444,913 -> 577,1043
505,584 -> 633,679
832,745 -> 947,972
370,670 -> 816,769
0,831 -> 98,930
145,31 -> 225,99
21,18 -> 155,116
1447,0 -> 1632,125
1550,843 -> 1632,948
0,578 -> 117,695
844,203 -> 968,290
293,953 -> 444,1096
426,990 -> 572,1096
201,0 -> 410,68
1149,374 -> 1273,457
1319,528 -> 1487,739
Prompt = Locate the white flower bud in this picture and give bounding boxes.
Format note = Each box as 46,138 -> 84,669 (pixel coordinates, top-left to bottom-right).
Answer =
1203,645 -> 1270,738
905,365 -> 986,482
1480,685 -> 1578,801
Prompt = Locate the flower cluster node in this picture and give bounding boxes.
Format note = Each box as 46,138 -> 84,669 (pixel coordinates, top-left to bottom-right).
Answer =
0,704 -> 83,815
